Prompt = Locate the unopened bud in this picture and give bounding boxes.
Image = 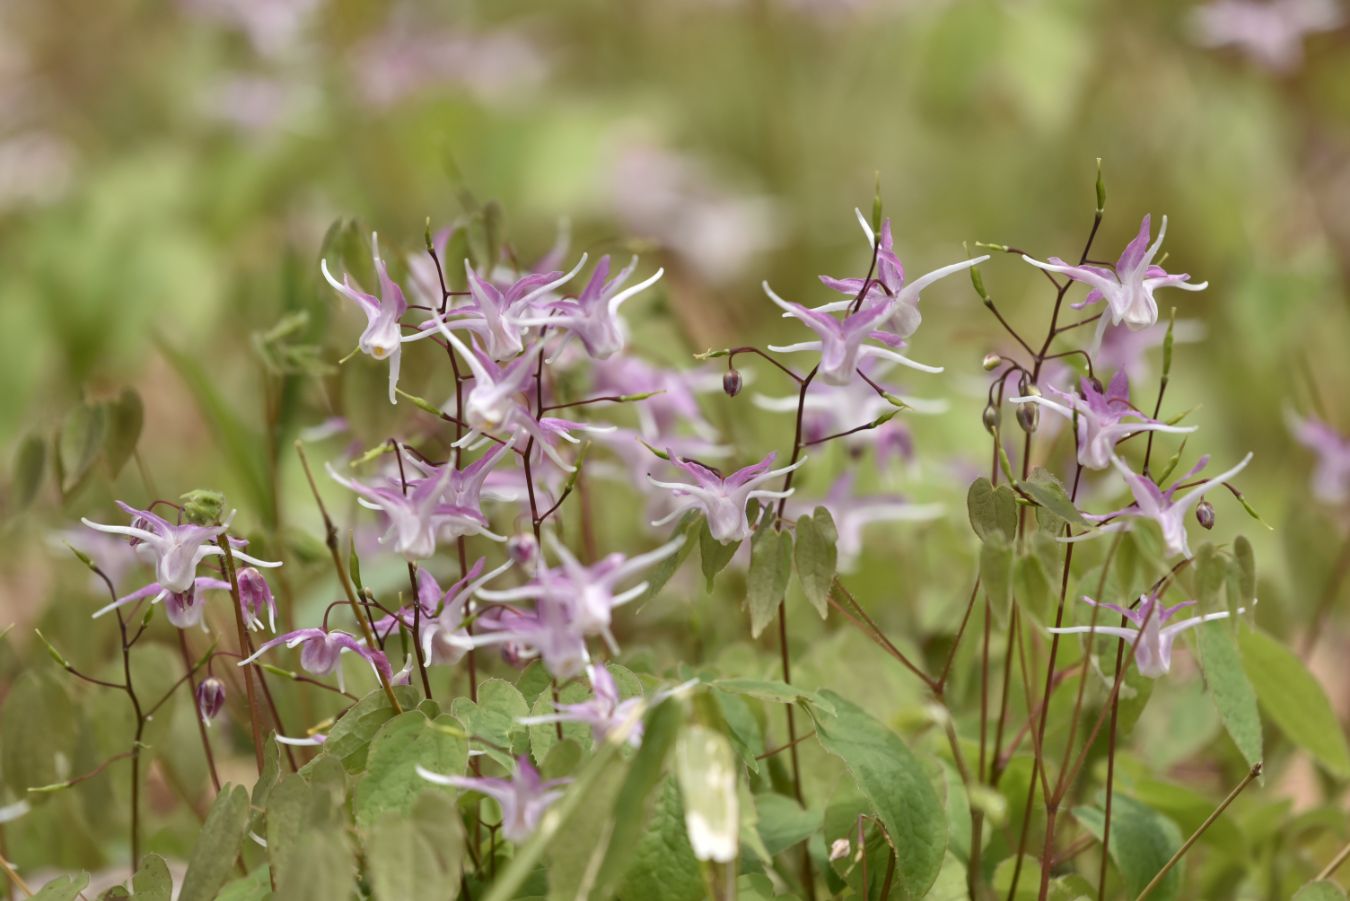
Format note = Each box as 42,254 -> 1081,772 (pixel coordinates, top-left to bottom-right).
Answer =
981,353 -> 1002,372
237,567 -> 276,632
829,838 -> 851,862
507,533 -> 538,568
181,490 -> 225,526
982,403 -> 1001,434
723,369 -> 743,398
196,677 -> 226,725
1016,402 -> 1039,434
1195,500 -> 1215,530
1085,376 -> 1104,396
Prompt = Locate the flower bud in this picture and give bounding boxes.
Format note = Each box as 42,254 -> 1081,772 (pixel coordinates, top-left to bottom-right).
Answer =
981,353 -> 1002,372
829,838 -> 851,862
196,677 -> 226,725
722,369 -> 743,398
180,489 -> 226,526
507,533 -> 538,568
237,567 -> 276,632
1195,500 -> 1215,530
982,403 -> 1001,434
1016,402 -> 1039,434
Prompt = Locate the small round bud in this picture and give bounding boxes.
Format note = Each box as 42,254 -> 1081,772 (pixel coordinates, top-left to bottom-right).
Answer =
1016,402 -> 1039,434
722,369 -> 743,398
180,489 -> 226,526
982,403 -> 1001,434
981,353 -> 1002,372
238,567 -> 276,632
196,677 -> 226,726
507,533 -> 538,568
1195,500 -> 1215,530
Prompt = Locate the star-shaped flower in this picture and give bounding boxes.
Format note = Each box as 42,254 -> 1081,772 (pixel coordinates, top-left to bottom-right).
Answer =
416,756 -> 568,843
647,452 -> 804,544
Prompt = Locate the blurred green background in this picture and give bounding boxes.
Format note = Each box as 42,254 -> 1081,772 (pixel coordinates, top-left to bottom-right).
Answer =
1,0 -> 1348,889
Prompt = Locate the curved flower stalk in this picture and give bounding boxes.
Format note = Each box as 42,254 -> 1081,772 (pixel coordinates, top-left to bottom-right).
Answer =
1022,215 -> 1207,341
416,756 -> 568,843
476,532 -> 686,650
82,502 -> 281,594
647,451 -> 805,543
1289,412 -> 1350,505
321,232 -> 440,404
1047,594 -> 1254,678
436,256 -> 589,360
518,255 -> 664,359
1067,452 -> 1254,558
763,281 -> 942,385
326,460 -> 504,560
238,628 -> 392,692
1009,372 -> 1197,470
813,209 -> 989,340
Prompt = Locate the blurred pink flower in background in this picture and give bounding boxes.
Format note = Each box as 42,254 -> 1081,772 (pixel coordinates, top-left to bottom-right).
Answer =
1188,0 -> 1343,71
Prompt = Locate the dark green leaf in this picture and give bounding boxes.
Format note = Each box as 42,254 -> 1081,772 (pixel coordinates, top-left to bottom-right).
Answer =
353,711 -> 468,829
747,526 -> 793,639
1293,881 -> 1349,901
755,793 -> 821,856
980,531 -> 1014,621
33,873 -> 89,901
313,685 -> 421,773
131,854 -> 173,901
1073,795 -> 1183,901
366,791 -> 464,901
180,785 -> 250,901
1018,468 -> 1088,528
1195,623 -> 1262,769
967,478 -> 1017,541
699,520 -> 739,590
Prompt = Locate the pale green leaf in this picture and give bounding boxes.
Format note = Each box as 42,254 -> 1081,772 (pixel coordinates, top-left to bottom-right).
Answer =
180,784 -> 250,901
795,507 -> 838,619
747,526 -> 793,638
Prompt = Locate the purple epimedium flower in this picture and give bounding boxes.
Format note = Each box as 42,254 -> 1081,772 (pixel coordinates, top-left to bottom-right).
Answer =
476,533 -> 685,651
1047,594 -> 1253,678
417,755 -> 568,843
82,502 -> 281,594
519,664 -> 647,746
1070,453 -> 1255,558
237,566 -> 277,632
238,628 -> 392,692
647,452 -> 805,544
470,595 -> 592,679
813,210 -> 989,341
763,282 -> 942,386
1010,372 -> 1198,470
91,575 -> 229,623
1022,216 -> 1208,342
1289,413 -> 1350,505
321,233 -> 440,404
327,459 -> 505,560
519,255 -> 664,359
437,256 -> 589,360
195,677 -> 226,725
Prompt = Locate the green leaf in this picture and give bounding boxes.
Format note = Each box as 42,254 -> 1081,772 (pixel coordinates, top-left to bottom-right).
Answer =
639,512 -> 699,603
794,507 -> 838,619
33,873 -> 89,901
9,431 -> 45,511
314,685 -> 421,773
1293,881 -> 1349,901
980,530 -> 1014,621
214,867 -> 270,901
274,827 -> 355,901
366,791 -> 464,901
616,779 -> 704,901
1018,468 -> 1088,528
1195,623 -> 1262,769
451,678 -> 528,766
808,690 -> 946,899
104,387 -> 144,478
991,855 -> 1041,901
699,520 -> 739,590
180,784 -> 250,901
1231,535 -> 1256,607
712,678 -> 833,714
57,400 -> 107,498
130,854 -> 173,901
1239,627 -> 1350,778
674,725 -> 739,862
353,710 -> 468,830
967,478 -> 1017,541
747,526 -> 793,638
266,775 -> 311,883
1074,795 -> 1183,901
528,681 -> 591,764
711,688 -> 764,774
1,671 -> 77,794
754,793 -> 821,856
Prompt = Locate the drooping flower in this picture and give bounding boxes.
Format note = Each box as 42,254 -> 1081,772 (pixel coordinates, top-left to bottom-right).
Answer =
321,233 -> 438,404
367,558 -> 514,666
1022,216 -> 1207,341
195,677 -> 226,725
81,502 -> 281,594
164,579 -> 232,630
647,452 -> 805,543
520,255 -> 664,359
1047,594 -> 1252,678
518,664 -> 647,746
1071,453 -> 1254,558
814,209 -> 989,341
326,460 -> 503,560
237,567 -> 277,632
477,533 -> 685,650
763,282 -> 942,385
237,628 -> 392,691
470,595 -> 592,679
417,755 -> 568,843
1010,372 -> 1198,470
1289,413 -> 1350,505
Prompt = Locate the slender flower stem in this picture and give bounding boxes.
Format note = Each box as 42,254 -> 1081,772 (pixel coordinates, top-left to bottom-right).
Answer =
218,536 -> 268,774
177,632 -> 221,794
1134,764 -> 1262,901
1316,839 -> 1350,882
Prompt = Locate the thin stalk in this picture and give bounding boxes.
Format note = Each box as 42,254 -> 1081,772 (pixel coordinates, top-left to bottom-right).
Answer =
178,631 -> 221,793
